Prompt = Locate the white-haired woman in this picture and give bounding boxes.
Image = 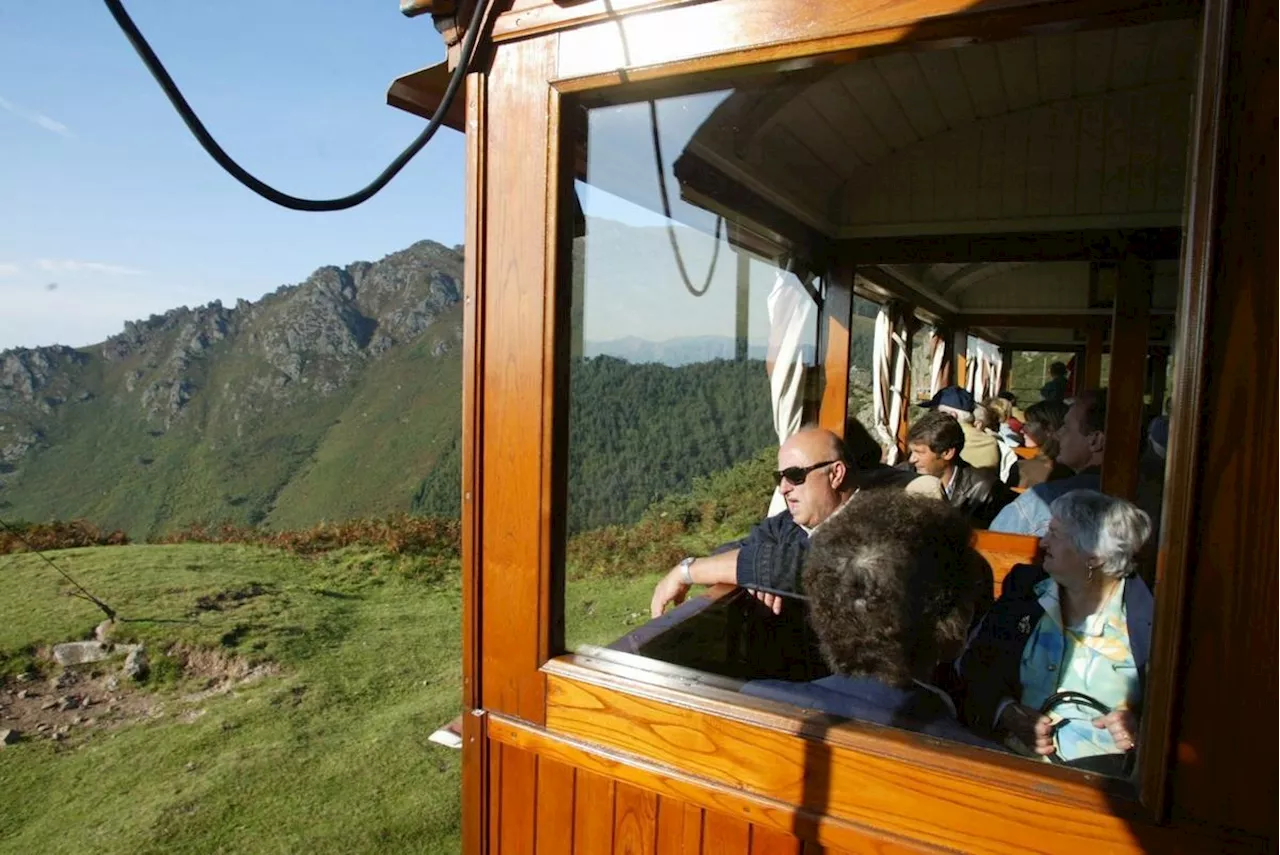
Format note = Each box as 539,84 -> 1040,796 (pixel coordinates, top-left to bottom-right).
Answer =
955,490 -> 1154,772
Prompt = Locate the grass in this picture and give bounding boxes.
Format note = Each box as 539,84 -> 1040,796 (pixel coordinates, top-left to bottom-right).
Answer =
0,543 -> 657,854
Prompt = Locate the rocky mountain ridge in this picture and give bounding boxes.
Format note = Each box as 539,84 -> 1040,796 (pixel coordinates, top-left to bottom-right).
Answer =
0,240 -> 465,533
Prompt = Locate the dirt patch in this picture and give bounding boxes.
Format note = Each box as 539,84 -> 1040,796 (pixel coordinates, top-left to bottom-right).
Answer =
0,645 -> 278,748
192,583 -> 272,613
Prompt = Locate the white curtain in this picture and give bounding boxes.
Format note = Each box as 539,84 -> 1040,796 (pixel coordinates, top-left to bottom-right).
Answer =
966,336 -> 1003,402
766,268 -> 816,516
873,303 -> 909,465
929,329 -> 946,397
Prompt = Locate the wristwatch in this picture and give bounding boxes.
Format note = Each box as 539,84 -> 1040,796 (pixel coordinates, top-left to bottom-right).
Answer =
677,556 -> 696,585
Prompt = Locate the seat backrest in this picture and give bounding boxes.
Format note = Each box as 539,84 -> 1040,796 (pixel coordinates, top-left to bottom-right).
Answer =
973,529 -> 1041,596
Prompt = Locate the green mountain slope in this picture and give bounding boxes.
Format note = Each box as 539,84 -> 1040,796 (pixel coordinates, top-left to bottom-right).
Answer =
1,241 -> 466,536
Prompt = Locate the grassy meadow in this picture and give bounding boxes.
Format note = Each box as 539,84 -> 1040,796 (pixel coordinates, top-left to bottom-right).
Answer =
0,543 -> 662,854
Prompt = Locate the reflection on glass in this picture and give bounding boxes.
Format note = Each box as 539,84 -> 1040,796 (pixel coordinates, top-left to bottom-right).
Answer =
557,15 -> 1197,779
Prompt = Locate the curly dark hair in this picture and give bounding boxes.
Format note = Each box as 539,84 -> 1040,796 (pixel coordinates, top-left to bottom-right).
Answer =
906,411 -> 965,456
802,491 -> 982,687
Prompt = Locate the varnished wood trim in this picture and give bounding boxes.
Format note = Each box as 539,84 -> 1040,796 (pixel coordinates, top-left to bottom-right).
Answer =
818,268 -> 854,437
544,658 -> 1133,808
461,68 -> 489,855
552,0 -> 1200,89
1082,326 -> 1104,390
537,673 -> 1256,854
479,34 -> 558,722
1139,0 -> 1232,823
1099,258 -> 1153,500
488,713 -> 934,854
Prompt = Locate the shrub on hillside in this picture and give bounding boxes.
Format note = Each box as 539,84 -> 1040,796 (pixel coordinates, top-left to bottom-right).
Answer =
0,519 -> 129,554
155,513 -> 461,557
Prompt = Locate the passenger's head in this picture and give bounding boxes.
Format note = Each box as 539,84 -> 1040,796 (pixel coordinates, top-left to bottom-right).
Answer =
1041,490 -> 1152,585
842,417 -> 885,470
1049,361 -> 1069,378
803,492 -> 981,686
983,396 -> 1012,424
973,403 -> 999,432
1023,399 -> 1069,456
907,412 -> 964,479
776,427 -> 853,528
1056,388 -> 1107,472
921,386 -> 976,424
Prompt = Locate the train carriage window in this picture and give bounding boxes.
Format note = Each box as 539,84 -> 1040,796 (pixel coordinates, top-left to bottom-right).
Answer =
558,16 -> 1199,780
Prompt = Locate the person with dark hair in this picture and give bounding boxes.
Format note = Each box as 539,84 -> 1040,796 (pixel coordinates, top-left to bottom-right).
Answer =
649,427 -> 856,618
907,412 -> 1014,528
1014,400 -> 1073,489
991,389 -> 1108,536
843,416 -> 943,498
741,491 -> 997,747
1040,361 -> 1070,402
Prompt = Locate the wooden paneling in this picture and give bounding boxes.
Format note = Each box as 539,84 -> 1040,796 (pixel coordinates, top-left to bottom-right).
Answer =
655,800 -> 703,855
576,770 -> 617,854
818,267 -> 854,436
490,714 -> 934,855
1169,0 -> 1278,837
1081,325 -> 1104,390
544,675 -> 1181,854
838,83 -> 1191,234
614,782 -> 659,855
479,35 -> 556,722
462,67 -> 490,855
501,743 -> 539,855
538,758 -> 578,855
1100,257 -> 1152,500
702,811 -> 751,855
492,709 -> 1259,854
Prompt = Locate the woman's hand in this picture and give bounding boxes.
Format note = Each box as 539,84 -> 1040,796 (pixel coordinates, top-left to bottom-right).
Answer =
649,566 -> 691,618
998,703 -> 1057,756
1092,709 -> 1139,752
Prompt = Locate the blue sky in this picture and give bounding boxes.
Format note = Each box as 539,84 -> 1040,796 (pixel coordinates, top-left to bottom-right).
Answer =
0,2 -> 462,350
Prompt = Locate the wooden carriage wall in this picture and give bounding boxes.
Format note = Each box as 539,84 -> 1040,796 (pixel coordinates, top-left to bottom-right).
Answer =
391,0 -> 1276,852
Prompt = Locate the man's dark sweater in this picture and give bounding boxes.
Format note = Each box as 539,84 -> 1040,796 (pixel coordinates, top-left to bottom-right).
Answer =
735,511 -> 810,594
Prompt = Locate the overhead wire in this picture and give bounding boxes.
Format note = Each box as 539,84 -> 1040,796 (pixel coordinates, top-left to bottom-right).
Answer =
646,101 -> 724,297
102,0 -> 494,212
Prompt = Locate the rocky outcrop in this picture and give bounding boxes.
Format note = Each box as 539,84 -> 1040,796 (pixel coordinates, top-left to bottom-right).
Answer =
0,241 -> 464,469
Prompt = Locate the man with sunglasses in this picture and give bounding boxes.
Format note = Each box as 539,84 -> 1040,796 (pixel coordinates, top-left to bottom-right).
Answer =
650,427 -> 856,619
990,389 -> 1108,537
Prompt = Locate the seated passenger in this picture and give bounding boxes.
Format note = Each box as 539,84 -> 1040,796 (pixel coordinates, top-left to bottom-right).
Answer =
907,412 -> 1014,528
954,490 -> 1152,772
920,386 -> 1001,470
842,416 -> 943,498
1013,400 -> 1073,490
649,427 -> 854,618
741,490 -> 997,747
990,389 -> 1107,536
1040,361 -> 1070,402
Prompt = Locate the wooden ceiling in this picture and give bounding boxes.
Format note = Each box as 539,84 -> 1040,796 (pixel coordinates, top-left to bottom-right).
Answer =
675,18 -> 1198,345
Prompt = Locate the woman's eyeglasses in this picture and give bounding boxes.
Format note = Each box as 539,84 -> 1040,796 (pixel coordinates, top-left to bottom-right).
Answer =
772,460 -> 838,487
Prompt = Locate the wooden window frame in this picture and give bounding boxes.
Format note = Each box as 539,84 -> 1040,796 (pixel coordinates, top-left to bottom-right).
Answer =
465,0 -> 1229,848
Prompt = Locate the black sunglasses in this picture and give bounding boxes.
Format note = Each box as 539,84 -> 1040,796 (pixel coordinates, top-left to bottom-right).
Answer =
772,459 -> 839,487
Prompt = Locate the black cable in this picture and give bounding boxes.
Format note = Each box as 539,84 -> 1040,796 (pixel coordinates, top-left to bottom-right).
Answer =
102,0 -> 491,212
646,100 -> 723,297
0,518 -> 117,621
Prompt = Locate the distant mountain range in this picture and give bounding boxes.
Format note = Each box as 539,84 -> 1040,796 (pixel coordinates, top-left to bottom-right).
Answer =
584,335 -> 817,367
0,225 -> 797,537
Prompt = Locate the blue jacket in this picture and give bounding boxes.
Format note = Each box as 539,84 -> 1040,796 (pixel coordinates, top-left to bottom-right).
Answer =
989,468 -> 1101,536
743,675 -> 1000,749
734,511 -> 810,593
954,563 -> 1154,736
